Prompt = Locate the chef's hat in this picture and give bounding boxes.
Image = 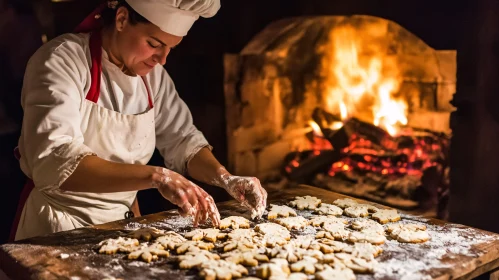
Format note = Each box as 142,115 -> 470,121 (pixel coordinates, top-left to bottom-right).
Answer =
125,0 -> 220,36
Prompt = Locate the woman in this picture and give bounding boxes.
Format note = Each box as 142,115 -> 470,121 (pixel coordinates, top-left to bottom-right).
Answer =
12,0 -> 267,241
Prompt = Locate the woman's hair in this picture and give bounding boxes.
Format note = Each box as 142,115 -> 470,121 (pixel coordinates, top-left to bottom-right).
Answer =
101,0 -> 150,26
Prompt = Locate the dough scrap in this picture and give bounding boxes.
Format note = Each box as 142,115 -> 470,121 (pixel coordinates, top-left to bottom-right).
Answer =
309,216 -> 347,227
275,216 -> 309,230
199,259 -> 249,280
313,203 -> 343,216
268,204 -> 297,219
128,243 -> 169,263
344,205 -> 369,218
315,265 -> 356,280
221,250 -> 269,267
288,196 -> 321,210
351,219 -> 384,234
335,252 -> 379,273
154,231 -> 186,250
371,209 -> 401,224
348,230 -> 386,245
256,258 -> 291,279
387,223 -> 430,243
185,228 -> 227,242
128,227 -> 165,241
220,216 -> 251,229
332,198 -> 358,209
176,240 -> 215,254
177,250 -> 220,269
98,237 -> 140,254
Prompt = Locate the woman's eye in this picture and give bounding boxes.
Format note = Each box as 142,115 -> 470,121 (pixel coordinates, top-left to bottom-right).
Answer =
148,41 -> 160,48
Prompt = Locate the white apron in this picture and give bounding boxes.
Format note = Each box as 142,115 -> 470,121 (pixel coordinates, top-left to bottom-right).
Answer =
14,30 -> 156,240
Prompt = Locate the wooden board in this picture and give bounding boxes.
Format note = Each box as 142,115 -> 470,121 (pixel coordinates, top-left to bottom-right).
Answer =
1,185 -> 499,280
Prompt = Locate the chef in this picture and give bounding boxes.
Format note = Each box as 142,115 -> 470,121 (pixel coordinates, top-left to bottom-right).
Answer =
11,0 -> 267,241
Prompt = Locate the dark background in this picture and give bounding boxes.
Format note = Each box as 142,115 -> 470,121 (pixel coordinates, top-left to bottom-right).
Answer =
0,0 -> 467,243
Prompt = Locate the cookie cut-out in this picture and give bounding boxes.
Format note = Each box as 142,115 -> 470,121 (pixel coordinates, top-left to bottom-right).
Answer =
267,204 -> 297,219
335,252 -> 379,273
290,256 -> 319,275
386,223 -> 427,233
256,258 -> 291,279
154,231 -> 186,250
322,223 -> 351,240
275,216 -> 309,230
98,237 -> 140,254
185,228 -> 227,242
128,243 -> 169,263
221,239 -> 257,252
176,240 -> 215,254
254,223 -> 291,246
313,203 -> 343,216
291,236 -> 321,251
317,239 -> 352,254
220,216 -> 251,229
221,250 -> 269,267
315,265 -> 356,280
351,219 -> 384,234
309,216 -> 347,227
177,250 -> 220,269
227,228 -> 258,241
128,227 -> 165,241
268,244 -> 303,263
346,242 -> 383,260
288,196 -> 321,210
332,198 -> 358,209
199,259 -> 249,280
387,223 -> 430,243
371,209 -> 401,224
348,230 -> 386,245
344,205 -> 369,218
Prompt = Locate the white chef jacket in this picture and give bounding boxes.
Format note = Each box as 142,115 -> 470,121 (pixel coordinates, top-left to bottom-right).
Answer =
15,33 -> 210,240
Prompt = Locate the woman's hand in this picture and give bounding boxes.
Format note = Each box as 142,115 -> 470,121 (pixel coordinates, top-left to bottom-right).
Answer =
214,169 -> 268,219
152,167 -> 221,227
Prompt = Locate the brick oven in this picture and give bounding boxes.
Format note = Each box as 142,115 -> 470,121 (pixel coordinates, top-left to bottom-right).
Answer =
224,15 -> 454,217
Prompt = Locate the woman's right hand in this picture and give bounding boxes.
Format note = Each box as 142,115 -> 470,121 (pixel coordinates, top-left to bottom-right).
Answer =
152,167 -> 221,227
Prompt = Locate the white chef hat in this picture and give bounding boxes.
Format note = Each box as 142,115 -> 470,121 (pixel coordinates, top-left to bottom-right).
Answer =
124,0 -> 220,36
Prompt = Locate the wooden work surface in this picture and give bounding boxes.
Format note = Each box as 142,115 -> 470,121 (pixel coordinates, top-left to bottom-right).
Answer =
1,185 -> 499,280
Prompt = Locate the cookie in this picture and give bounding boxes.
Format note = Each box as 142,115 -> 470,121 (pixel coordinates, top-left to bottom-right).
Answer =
309,216 -> 347,227
322,223 -> 351,240
185,228 -> 227,242
332,198 -> 358,209
288,196 -> 321,210
177,250 -> 220,269
256,258 -> 291,279
360,204 -> 379,213
98,237 -> 140,254
220,216 -> 251,229
290,256 -> 319,275
348,230 -> 386,245
254,223 -> 291,246
315,265 -> 355,280
290,236 -> 321,251
317,239 -> 352,254
128,227 -> 165,241
314,203 -> 343,216
387,223 -> 430,243
221,250 -> 269,267
348,242 -> 383,260
227,228 -> 258,241
371,209 -> 401,224
128,243 -> 169,263
221,239 -> 258,252
335,252 -> 379,273
351,219 -> 384,234
344,205 -> 369,218
268,244 -> 303,263
275,216 -> 309,230
199,259 -> 249,280
268,204 -> 297,220
154,231 -> 186,250
176,240 -> 215,254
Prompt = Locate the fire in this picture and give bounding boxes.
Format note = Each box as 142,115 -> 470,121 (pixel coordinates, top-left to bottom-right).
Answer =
320,25 -> 408,136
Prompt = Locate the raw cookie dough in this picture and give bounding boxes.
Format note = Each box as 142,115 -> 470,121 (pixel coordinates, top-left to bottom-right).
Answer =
290,256 -> 319,275
309,216 -> 347,227
176,240 -> 215,254
335,252 -> 379,273
221,250 -> 269,266
288,196 -> 322,210
185,228 -> 227,242
315,265 -> 356,280
154,231 -> 186,250
275,216 -> 309,230
128,227 -> 165,241
348,230 -> 386,245
387,223 -> 430,243
332,198 -> 358,209
254,223 -> 291,247
322,223 -> 351,240
128,243 -> 169,263
177,250 -> 221,269
371,209 -> 401,224
256,258 -> 291,279
199,259 -> 249,280
344,205 -> 369,218
221,239 -> 258,252
314,203 -> 343,216
98,237 -> 140,254
351,219 -> 384,234
220,216 -> 251,229
268,204 -> 297,219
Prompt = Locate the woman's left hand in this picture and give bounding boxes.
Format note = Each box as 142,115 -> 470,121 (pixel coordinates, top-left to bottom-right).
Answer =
216,172 -> 268,219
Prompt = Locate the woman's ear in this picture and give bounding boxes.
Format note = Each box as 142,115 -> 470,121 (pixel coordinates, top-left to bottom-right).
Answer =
114,6 -> 129,32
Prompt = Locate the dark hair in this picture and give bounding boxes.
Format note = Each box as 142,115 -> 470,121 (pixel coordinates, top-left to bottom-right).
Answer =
101,0 -> 150,26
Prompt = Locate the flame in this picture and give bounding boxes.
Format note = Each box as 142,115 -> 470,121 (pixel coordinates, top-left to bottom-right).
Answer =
308,121 -> 323,137
320,25 -> 408,136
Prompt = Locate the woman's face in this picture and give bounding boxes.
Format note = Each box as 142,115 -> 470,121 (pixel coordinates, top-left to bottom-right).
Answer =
113,7 -> 183,76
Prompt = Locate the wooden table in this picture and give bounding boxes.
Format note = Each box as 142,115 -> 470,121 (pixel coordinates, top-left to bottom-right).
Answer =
1,185 -> 499,280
